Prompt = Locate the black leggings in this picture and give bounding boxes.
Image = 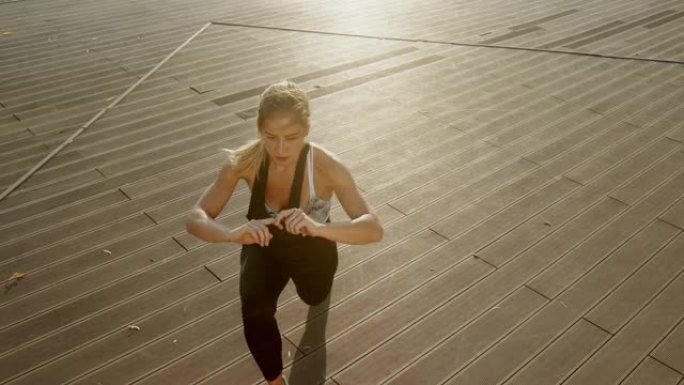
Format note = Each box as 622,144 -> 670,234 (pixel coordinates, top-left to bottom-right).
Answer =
239,229 -> 338,381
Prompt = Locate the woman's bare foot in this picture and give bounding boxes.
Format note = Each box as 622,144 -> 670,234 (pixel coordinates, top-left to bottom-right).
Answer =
267,373 -> 286,385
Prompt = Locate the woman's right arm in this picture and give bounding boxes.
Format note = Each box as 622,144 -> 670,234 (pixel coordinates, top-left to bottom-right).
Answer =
185,162 -> 241,243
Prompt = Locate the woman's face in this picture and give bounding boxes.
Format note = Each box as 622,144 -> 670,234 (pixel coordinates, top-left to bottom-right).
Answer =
261,111 -> 308,167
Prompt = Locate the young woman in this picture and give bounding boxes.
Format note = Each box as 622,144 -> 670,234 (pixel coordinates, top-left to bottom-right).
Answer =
186,80 -> 384,385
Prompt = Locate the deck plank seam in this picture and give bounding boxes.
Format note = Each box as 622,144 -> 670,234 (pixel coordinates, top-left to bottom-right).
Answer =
0,259 -> 223,362
210,20 -> 684,65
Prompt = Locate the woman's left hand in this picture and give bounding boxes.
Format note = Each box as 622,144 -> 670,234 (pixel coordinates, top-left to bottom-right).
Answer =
274,208 -> 322,237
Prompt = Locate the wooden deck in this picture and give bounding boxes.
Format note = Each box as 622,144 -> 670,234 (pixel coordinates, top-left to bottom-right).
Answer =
1,0 -> 684,384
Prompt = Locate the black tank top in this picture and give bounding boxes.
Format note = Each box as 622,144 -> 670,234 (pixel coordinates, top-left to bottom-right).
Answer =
246,143 -> 335,249
246,143 -> 310,221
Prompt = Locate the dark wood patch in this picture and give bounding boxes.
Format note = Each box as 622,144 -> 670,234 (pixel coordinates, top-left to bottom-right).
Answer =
212,47 -> 418,106
234,55 -> 445,120
566,11 -> 677,49
509,9 -> 580,30
480,26 -> 541,45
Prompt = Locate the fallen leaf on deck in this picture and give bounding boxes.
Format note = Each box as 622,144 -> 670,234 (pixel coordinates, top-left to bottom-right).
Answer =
103,249 -> 112,255
4,272 -> 27,289
2,31 -> 12,36
128,325 -> 141,331
9,272 -> 26,280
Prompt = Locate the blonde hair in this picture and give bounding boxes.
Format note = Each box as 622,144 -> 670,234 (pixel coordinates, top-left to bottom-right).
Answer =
226,80 -> 311,179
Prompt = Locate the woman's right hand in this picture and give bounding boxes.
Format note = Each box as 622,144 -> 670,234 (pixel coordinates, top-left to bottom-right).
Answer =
230,218 -> 276,246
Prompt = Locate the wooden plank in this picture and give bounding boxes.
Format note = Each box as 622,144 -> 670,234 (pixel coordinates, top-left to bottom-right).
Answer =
565,64 -> 679,112
354,126 -> 485,191
528,170 -> 684,298
330,158 -> 537,275
394,49 -> 538,116
0,239 -> 182,328
660,198 -> 684,230
342,287 -> 547,385
0,267 -> 218,382
610,149 -> 684,206
0,237 -> 184,352
117,333 -> 298,385
0,136 -> 231,215
128,25 -> 351,78
484,97 -> 575,148
668,124 -> 684,143
0,131 -> 62,161
652,315 -> 684,374
6,71 -> 135,112
2,66 -> 132,101
21,114 -> 233,189
502,319 -> 610,385
602,76 -> 684,124
442,220 -> 679,385
0,147 -> 83,180
475,184 -> 626,266
13,270 -> 240,385
519,54 -> 596,90
525,119 -> 636,166
621,357 -> 682,385
0,189 -> 128,244
212,47 -> 418,106
0,218 -> 189,304
539,122 -> 643,181
585,233 -> 684,334
121,159 -> 224,200
565,134 -> 681,186
477,130 -> 673,267
69,103 -> 235,158
8,168 -> 105,199
146,184 -> 240,224
566,10 -> 677,49
540,60 -> 640,103
184,35 -> 380,94
0,174 -> 208,258
538,20 -> 625,49
328,194 -> 624,385
626,89 -> 684,129
0,214 -> 154,276
430,177 -> 580,240
563,267 -> 684,385
592,79 -> 679,116
509,9 -> 580,30
22,77 -> 183,136
137,30 -> 267,82
388,147 -> 514,215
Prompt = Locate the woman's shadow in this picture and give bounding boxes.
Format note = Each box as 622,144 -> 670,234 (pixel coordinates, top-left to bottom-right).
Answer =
288,295 -> 331,385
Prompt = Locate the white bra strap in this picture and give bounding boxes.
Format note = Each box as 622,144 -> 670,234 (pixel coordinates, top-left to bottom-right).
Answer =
307,145 -> 316,200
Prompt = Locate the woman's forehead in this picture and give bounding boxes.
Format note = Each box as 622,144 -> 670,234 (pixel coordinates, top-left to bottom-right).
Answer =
263,113 -> 305,133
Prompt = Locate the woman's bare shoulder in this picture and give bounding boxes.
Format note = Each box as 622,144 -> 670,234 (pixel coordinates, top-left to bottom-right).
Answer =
310,142 -> 351,186
220,151 -> 251,185
311,142 -> 343,171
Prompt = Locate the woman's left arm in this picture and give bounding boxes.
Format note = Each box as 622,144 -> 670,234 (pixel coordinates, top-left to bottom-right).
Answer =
316,159 -> 384,245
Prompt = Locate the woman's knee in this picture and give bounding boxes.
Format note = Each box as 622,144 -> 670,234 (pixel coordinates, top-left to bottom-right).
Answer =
298,288 -> 330,306
241,297 -> 277,320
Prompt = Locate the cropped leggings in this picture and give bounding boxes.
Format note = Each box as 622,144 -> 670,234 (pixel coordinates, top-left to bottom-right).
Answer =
239,231 -> 338,381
